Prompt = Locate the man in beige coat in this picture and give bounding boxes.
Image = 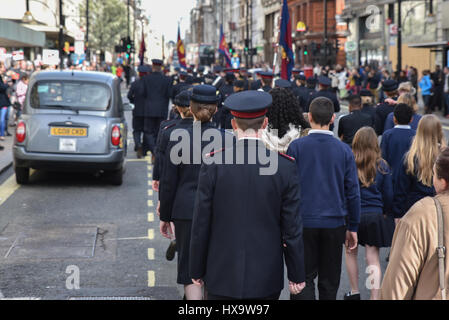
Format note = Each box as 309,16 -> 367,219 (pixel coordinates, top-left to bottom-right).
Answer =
381,148 -> 449,300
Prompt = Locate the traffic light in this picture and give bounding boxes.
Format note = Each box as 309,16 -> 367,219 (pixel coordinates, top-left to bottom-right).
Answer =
303,46 -> 308,56
228,42 -> 233,54
244,39 -> 249,52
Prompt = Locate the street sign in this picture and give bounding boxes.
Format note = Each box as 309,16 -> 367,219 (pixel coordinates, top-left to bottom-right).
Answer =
296,21 -> 306,32
43,49 -> 60,65
12,51 -> 24,61
345,41 -> 357,52
74,41 -> 84,55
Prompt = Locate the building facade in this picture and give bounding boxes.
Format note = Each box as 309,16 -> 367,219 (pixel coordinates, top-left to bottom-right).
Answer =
342,0 -> 449,72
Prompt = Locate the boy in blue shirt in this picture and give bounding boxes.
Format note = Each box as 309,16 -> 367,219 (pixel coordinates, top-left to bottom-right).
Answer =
287,97 -> 361,300
380,103 -> 415,181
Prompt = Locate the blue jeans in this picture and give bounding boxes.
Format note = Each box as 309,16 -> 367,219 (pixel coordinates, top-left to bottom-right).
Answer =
0,107 -> 8,137
444,93 -> 449,116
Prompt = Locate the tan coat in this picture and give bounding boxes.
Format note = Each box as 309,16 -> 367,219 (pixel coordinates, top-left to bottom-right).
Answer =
381,192 -> 449,300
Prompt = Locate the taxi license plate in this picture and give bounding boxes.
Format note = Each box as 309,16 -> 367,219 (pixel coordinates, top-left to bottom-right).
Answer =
51,127 -> 87,137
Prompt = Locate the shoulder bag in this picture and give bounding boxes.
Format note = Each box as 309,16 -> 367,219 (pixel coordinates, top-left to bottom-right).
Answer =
433,198 -> 447,300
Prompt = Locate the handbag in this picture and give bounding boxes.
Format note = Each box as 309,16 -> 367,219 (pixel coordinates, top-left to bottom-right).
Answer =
433,198 -> 447,300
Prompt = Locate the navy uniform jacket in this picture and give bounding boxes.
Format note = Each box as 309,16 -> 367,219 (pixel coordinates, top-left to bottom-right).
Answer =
218,84 -> 234,129
374,101 -> 396,135
392,156 -> 435,218
360,161 -> 394,215
361,103 -> 376,124
159,122 -> 225,222
292,85 -> 311,111
250,79 -> 262,90
213,76 -> 225,90
0,77 -> 11,107
307,89 -> 340,113
380,127 -> 415,178
143,72 -> 173,118
338,110 -> 374,145
127,78 -> 147,117
190,139 -> 305,299
152,118 -> 182,182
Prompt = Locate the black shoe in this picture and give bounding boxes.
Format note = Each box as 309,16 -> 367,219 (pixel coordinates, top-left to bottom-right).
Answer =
0,145 -> 4,151
6,131 -> 12,137
136,147 -> 143,159
166,240 -> 176,261
344,292 -> 361,300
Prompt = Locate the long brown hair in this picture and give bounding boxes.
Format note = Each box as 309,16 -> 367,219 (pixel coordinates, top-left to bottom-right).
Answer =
352,127 -> 388,187
406,115 -> 447,186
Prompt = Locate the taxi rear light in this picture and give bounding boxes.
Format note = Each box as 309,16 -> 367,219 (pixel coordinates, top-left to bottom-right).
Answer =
16,121 -> 26,143
111,125 -> 121,146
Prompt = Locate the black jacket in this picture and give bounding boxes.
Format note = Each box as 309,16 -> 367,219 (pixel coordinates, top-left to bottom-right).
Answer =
0,77 -> 11,107
171,81 -> 192,101
189,139 -> 305,299
307,89 -> 340,113
292,85 -> 310,111
127,78 -> 147,117
338,110 -> 374,145
143,72 -> 173,118
375,100 -> 396,135
159,122 -> 224,221
250,79 -> 262,91
218,84 -> 234,129
152,118 -> 182,182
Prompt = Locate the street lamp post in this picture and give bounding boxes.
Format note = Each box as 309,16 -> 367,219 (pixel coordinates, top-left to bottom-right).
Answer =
59,0 -> 64,70
397,0 -> 402,73
86,0 -> 89,62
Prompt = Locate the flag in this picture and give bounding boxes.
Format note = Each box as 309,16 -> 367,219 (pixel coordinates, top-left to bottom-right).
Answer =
177,25 -> 187,69
218,24 -> 232,68
279,0 -> 294,80
139,31 -> 146,66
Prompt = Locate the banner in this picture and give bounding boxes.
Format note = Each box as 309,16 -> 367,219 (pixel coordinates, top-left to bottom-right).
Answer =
177,25 -> 186,69
279,0 -> 294,80
218,24 -> 231,68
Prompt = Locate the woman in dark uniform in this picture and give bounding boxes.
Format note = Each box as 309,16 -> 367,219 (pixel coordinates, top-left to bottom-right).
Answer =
159,85 -> 224,300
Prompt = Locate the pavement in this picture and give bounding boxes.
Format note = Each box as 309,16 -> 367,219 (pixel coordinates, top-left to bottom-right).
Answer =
0,133 -> 13,175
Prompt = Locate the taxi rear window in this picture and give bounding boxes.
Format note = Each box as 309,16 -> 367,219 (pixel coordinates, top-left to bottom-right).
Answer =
30,80 -> 112,111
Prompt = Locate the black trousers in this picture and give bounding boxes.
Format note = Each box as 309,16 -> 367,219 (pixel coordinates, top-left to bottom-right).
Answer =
132,116 -> 145,149
291,226 -> 346,300
207,291 -> 281,301
143,117 -> 164,155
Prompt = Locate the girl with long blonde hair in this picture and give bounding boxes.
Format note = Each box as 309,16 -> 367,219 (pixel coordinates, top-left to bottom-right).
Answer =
344,127 -> 395,301
392,114 -> 447,221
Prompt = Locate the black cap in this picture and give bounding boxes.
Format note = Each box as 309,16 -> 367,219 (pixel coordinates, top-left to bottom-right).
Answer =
138,65 -> 150,73
275,79 -> 292,88
382,79 -> 398,92
223,91 -> 272,119
295,74 -> 306,81
292,68 -> 301,74
191,85 -> 220,103
259,71 -> 274,79
152,59 -> 163,66
213,66 -> 223,73
318,76 -> 331,86
174,90 -> 192,107
307,77 -> 317,85
360,89 -> 373,97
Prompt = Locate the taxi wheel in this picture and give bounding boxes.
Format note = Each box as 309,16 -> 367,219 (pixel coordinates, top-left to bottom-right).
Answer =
108,167 -> 123,186
15,167 -> 30,185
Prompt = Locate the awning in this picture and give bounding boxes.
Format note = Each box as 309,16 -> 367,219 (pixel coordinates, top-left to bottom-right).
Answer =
22,24 -> 75,42
408,41 -> 448,48
0,19 -> 45,47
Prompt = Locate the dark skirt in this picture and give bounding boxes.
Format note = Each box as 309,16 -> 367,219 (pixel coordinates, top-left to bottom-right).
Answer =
173,219 -> 193,285
358,212 -> 395,248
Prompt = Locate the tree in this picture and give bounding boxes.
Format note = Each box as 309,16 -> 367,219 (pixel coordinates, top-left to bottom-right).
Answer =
79,0 -> 129,58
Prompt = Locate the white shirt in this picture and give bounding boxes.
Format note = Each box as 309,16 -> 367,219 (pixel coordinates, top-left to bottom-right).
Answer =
394,125 -> 412,130
309,129 -> 334,136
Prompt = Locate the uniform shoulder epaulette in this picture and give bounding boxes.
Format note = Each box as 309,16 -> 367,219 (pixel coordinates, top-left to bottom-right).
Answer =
205,148 -> 225,158
279,152 -> 295,162
163,122 -> 177,131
